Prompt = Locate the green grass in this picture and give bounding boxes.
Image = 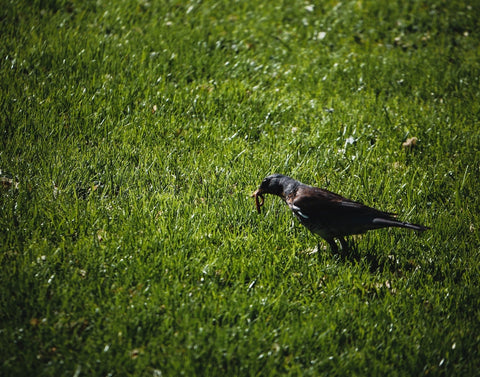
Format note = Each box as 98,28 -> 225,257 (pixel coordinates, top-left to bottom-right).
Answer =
1,0 -> 480,375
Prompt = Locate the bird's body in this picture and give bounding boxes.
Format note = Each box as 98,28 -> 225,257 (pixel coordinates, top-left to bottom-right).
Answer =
252,174 -> 429,253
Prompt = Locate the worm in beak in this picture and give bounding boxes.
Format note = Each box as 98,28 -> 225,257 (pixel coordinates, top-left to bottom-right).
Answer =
251,189 -> 264,213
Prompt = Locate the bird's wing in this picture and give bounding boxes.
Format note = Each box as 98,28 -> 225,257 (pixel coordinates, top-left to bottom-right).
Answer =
288,185 -> 395,221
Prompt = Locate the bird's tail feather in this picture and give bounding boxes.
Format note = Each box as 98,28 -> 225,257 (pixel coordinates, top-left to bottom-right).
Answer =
372,218 -> 430,231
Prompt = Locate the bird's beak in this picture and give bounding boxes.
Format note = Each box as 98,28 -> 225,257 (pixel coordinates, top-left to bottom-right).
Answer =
251,189 -> 264,214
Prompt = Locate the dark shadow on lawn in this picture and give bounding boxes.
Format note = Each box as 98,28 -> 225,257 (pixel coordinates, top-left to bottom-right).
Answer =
330,240 -> 417,275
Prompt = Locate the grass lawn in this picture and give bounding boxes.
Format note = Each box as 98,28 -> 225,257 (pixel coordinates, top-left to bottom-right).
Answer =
1,0 -> 479,375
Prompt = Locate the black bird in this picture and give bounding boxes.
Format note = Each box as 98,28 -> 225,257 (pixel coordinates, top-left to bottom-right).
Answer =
252,174 -> 429,253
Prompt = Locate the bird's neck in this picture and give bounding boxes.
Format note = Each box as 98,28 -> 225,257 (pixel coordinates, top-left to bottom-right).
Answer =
281,181 -> 299,199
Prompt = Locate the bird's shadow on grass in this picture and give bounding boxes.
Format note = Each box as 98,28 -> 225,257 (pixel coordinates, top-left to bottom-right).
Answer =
333,241 -> 408,274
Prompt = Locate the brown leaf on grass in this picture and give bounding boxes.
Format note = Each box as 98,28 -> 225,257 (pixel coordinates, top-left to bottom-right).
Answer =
392,161 -> 403,169
97,229 -> 107,242
1,176 -> 19,190
53,183 -> 60,198
130,348 -> 144,359
402,137 -> 418,149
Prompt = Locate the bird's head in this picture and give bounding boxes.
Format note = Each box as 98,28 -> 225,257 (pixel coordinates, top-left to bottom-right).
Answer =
251,174 -> 295,213
256,174 -> 287,196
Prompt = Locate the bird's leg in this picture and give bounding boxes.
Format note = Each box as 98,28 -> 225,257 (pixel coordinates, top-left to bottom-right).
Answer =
315,241 -> 321,258
339,237 -> 349,253
326,238 -> 338,254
